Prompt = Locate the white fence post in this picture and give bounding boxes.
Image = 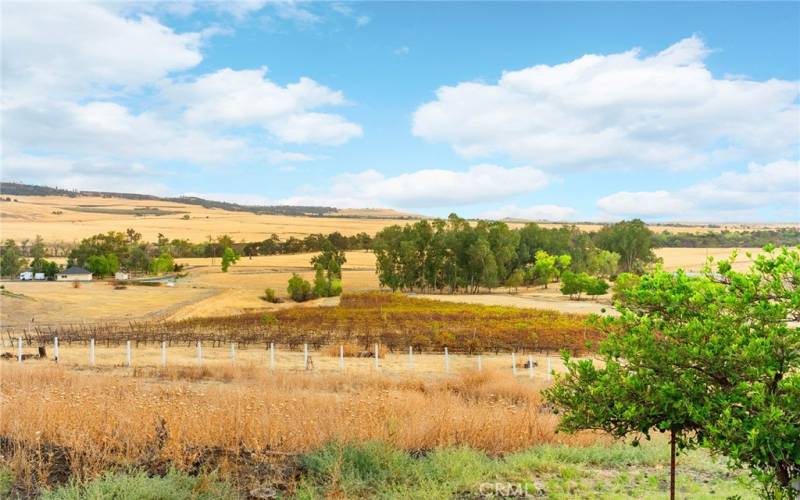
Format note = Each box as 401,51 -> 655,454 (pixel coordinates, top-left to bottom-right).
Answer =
374,343 -> 379,369
54,337 -> 59,363
126,340 -> 132,367
547,356 -> 552,381
160,341 -> 167,367
444,347 -> 450,373
477,354 -> 482,371
408,346 -> 414,369
303,343 -> 308,370
269,342 -> 275,370
528,354 -> 534,378
339,345 -> 344,370
230,342 -> 236,363
196,341 -> 203,365
89,338 -> 95,366
17,337 -> 22,363
511,352 -> 517,376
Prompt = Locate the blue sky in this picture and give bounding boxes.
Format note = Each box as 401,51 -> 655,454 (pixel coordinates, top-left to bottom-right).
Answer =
2,1 -> 799,222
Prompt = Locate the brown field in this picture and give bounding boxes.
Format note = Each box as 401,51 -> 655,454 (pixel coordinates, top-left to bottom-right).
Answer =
2,194 -> 792,245
0,361 -> 596,491
1,248 -> 762,326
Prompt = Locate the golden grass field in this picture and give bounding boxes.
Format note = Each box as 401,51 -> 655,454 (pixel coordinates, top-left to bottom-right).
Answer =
1,247 -> 763,326
2,194 -> 791,245
0,361 -> 596,489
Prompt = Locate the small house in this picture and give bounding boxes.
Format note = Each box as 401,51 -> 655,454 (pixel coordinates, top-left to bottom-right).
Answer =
114,271 -> 129,281
56,266 -> 93,282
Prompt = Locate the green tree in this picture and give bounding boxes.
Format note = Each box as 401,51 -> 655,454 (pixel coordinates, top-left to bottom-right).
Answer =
86,254 -> 120,277
587,249 -> 621,277
30,235 -> 46,260
594,219 -> 657,273
287,273 -> 314,302
530,250 -> 558,288
505,268 -> 525,293
150,252 -> 175,274
612,272 -> 640,303
546,247 -> 800,499
559,270 -> 588,300
585,276 -> 610,297
1,239 -> 27,277
220,247 -> 239,272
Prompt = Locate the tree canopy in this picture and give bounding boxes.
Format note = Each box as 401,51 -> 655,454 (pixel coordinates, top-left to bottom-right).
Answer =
545,246 -> 800,498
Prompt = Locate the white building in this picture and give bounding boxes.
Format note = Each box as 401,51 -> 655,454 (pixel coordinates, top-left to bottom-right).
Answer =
56,266 -> 93,282
18,271 -> 33,280
114,271 -> 129,281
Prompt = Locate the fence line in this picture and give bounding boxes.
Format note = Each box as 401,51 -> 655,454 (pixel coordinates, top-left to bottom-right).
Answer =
5,336 -> 566,380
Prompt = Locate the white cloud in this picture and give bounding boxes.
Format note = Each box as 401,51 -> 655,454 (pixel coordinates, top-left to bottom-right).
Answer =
394,46 -> 410,56
168,68 -> 362,145
597,160 -> 800,220
1,2 -> 361,187
1,2 -> 202,100
413,36 -> 799,170
1,153 -> 170,195
281,164 -> 551,208
480,205 -> 577,221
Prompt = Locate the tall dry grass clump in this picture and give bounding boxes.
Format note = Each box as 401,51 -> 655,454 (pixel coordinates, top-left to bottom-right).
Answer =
0,364 -> 600,490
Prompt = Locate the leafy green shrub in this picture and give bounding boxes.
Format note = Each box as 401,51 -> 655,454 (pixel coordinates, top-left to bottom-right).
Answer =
262,287 -> 281,303
287,273 -> 314,302
41,469 -> 234,500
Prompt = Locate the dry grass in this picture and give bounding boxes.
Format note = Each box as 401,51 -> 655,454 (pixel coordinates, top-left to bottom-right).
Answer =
4,195 -> 790,246
0,363 -> 598,489
4,343 -> 572,379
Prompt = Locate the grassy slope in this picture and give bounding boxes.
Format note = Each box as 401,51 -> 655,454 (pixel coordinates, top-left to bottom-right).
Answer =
10,441 -> 755,499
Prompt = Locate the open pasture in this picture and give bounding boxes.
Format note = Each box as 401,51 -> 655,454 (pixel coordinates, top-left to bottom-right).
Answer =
2,194 -> 786,246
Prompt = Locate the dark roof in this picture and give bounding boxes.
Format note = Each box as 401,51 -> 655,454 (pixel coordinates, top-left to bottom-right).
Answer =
62,266 -> 92,275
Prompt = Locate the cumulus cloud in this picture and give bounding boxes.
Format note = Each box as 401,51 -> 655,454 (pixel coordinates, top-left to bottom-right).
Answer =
1,153 -> 170,194
281,164 -> 550,208
1,2 -> 202,100
168,68 -> 362,145
480,205 -> 577,221
597,160 -> 800,220
413,36 -> 799,170
1,1 -> 362,192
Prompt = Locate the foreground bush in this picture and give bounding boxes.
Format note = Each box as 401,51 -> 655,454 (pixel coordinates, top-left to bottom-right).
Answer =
41,469 -> 233,500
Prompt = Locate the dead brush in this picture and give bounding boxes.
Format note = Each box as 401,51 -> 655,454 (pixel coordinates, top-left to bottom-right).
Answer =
0,363 -> 601,491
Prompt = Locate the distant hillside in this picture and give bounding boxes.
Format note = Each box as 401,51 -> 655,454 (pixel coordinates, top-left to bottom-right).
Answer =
0,182 -> 337,217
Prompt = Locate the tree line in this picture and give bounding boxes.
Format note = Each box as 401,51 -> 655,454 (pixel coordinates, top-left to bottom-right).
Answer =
371,215 -> 657,294
652,227 -> 800,248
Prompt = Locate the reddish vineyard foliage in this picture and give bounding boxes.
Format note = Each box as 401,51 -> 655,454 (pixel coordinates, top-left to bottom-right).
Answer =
9,292 -> 603,355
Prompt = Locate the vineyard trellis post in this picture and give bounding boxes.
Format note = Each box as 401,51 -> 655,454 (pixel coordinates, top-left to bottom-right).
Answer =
197,341 -> 203,365
477,354 -> 482,371
89,338 -> 95,366
303,343 -> 308,370
161,341 -> 167,367
374,343 -> 379,369
408,346 -> 414,370
230,342 -> 236,363
269,342 -> 275,370
546,356 -> 552,381
54,336 -> 59,363
339,345 -> 344,370
512,352 -> 517,376
444,347 -> 449,373
126,340 -> 132,367
528,354 -> 534,379
17,337 -> 22,363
